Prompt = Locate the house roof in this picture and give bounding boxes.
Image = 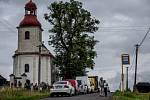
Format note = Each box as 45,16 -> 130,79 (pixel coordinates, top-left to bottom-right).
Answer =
0,75 -> 6,80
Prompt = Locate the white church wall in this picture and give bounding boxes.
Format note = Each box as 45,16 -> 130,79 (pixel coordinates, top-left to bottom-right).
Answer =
33,55 -> 39,84
48,57 -> 52,85
13,56 -> 18,76
14,54 -> 52,85
41,56 -> 52,85
41,56 -> 46,83
14,55 -> 39,84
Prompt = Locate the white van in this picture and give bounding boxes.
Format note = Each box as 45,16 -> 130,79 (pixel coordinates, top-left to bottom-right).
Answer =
76,76 -> 91,94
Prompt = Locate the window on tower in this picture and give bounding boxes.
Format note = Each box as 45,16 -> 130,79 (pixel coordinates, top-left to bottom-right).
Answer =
25,31 -> 30,39
25,64 -> 29,73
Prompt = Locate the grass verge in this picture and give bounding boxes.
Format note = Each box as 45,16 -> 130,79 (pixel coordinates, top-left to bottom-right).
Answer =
113,91 -> 150,100
0,88 -> 50,100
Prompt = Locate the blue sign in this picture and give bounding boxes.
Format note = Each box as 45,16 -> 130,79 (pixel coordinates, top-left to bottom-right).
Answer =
122,54 -> 130,65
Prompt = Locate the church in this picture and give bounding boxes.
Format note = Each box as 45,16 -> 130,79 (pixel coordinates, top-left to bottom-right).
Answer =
10,0 -> 58,87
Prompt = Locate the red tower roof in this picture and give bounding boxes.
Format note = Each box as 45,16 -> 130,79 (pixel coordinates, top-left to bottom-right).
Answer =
19,0 -> 41,28
25,0 -> 37,10
19,15 -> 41,27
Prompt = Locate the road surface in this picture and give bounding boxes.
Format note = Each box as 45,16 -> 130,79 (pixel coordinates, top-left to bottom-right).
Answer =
41,93 -> 112,100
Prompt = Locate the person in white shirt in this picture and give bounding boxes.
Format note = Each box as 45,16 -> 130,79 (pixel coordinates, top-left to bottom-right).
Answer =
99,77 -> 104,96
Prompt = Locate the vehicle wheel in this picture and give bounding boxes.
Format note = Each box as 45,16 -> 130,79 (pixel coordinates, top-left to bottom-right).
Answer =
87,89 -> 89,94
73,90 -> 76,96
69,89 -> 72,97
69,93 -> 72,97
50,93 -> 54,97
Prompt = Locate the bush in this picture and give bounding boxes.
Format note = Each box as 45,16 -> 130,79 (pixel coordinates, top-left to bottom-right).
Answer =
124,91 -> 135,98
113,90 -> 121,96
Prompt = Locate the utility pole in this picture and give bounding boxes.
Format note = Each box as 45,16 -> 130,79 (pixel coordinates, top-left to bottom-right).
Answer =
134,44 -> 139,91
38,44 -> 42,86
126,67 -> 129,91
121,63 -> 124,93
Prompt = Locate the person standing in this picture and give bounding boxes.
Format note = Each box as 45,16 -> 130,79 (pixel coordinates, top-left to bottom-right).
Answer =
104,81 -> 108,97
99,77 -> 104,96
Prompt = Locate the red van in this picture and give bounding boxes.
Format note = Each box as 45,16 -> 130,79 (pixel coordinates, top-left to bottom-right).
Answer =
65,79 -> 79,95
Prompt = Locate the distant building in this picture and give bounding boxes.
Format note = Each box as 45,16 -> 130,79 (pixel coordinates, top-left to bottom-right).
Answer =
0,75 -> 7,86
10,0 -> 58,88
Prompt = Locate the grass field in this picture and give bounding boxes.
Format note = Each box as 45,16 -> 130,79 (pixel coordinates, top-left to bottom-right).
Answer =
113,91 -> 150,100
0,87 -> 50,100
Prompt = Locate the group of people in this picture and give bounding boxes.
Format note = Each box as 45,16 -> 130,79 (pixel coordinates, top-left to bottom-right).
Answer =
99,77 -> 109,97
10,80 -> 50,91
24,82 -> 50,91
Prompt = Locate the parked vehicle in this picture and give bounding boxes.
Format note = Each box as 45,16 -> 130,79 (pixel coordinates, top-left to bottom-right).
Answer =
76,76 -> 91,94
88,76 -> 99,92
90,83 -> 95,93
50,81 -> 75,97
65,79 -> 79,95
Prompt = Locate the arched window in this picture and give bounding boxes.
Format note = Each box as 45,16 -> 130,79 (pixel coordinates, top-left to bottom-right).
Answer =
25,64 -> 29,72
25,31 -> 30,39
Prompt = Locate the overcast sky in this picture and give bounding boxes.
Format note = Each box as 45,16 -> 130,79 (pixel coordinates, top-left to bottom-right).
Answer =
0,0 -> 150,91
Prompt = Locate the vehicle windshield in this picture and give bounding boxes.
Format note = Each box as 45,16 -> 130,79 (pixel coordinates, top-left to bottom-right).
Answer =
77,80 -> 82,85
55,81 -> 67,84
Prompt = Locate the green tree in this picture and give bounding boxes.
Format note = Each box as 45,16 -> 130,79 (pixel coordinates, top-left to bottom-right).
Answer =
44,0 -> 100,79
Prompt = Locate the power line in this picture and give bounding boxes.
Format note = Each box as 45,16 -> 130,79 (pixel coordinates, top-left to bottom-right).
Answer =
99,30 -> 146,32
43,26 -> 149,30
99,26 -> 150,28
139,28 -> 150,46
100,27 -> 148,30
0,20 -> 16,33
132,27 -> 150,90
3,19 -> 16,29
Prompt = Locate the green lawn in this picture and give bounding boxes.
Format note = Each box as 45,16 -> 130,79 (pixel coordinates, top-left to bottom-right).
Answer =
0,88 -> 50,100
113,91 -> 150,100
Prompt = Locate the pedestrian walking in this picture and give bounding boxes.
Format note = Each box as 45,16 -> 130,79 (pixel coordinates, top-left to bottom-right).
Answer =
99,77 -> 104,96
104,82 -> 108,97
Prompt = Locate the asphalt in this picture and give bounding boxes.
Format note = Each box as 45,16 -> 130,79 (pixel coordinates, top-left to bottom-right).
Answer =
41,93 -> 112,100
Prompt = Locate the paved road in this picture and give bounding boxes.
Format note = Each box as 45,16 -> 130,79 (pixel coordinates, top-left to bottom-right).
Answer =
41,93 -> 112,100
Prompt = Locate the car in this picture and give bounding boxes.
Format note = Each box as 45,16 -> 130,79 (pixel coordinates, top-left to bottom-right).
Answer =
78,83 -> 88,94
76,76 -> 91,94
50,81 -> 75,97
65,79 -> 79,95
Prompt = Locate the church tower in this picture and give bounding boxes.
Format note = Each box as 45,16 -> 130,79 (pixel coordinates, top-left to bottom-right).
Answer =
11,0 -> 56,87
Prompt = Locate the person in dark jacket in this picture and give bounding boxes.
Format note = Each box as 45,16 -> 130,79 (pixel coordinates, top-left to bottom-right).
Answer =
104,81 -> 108,97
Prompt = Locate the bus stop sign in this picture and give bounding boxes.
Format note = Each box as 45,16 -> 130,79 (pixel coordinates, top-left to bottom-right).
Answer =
121,54 -> 130,65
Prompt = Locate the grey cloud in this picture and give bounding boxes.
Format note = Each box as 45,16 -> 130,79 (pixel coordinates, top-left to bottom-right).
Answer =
0,0 -> 10,3
0,0 -> 150,91
138,71 -> 150,82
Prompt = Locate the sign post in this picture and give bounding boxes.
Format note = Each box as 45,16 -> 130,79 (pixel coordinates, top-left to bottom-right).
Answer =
121,54 -> 130,94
